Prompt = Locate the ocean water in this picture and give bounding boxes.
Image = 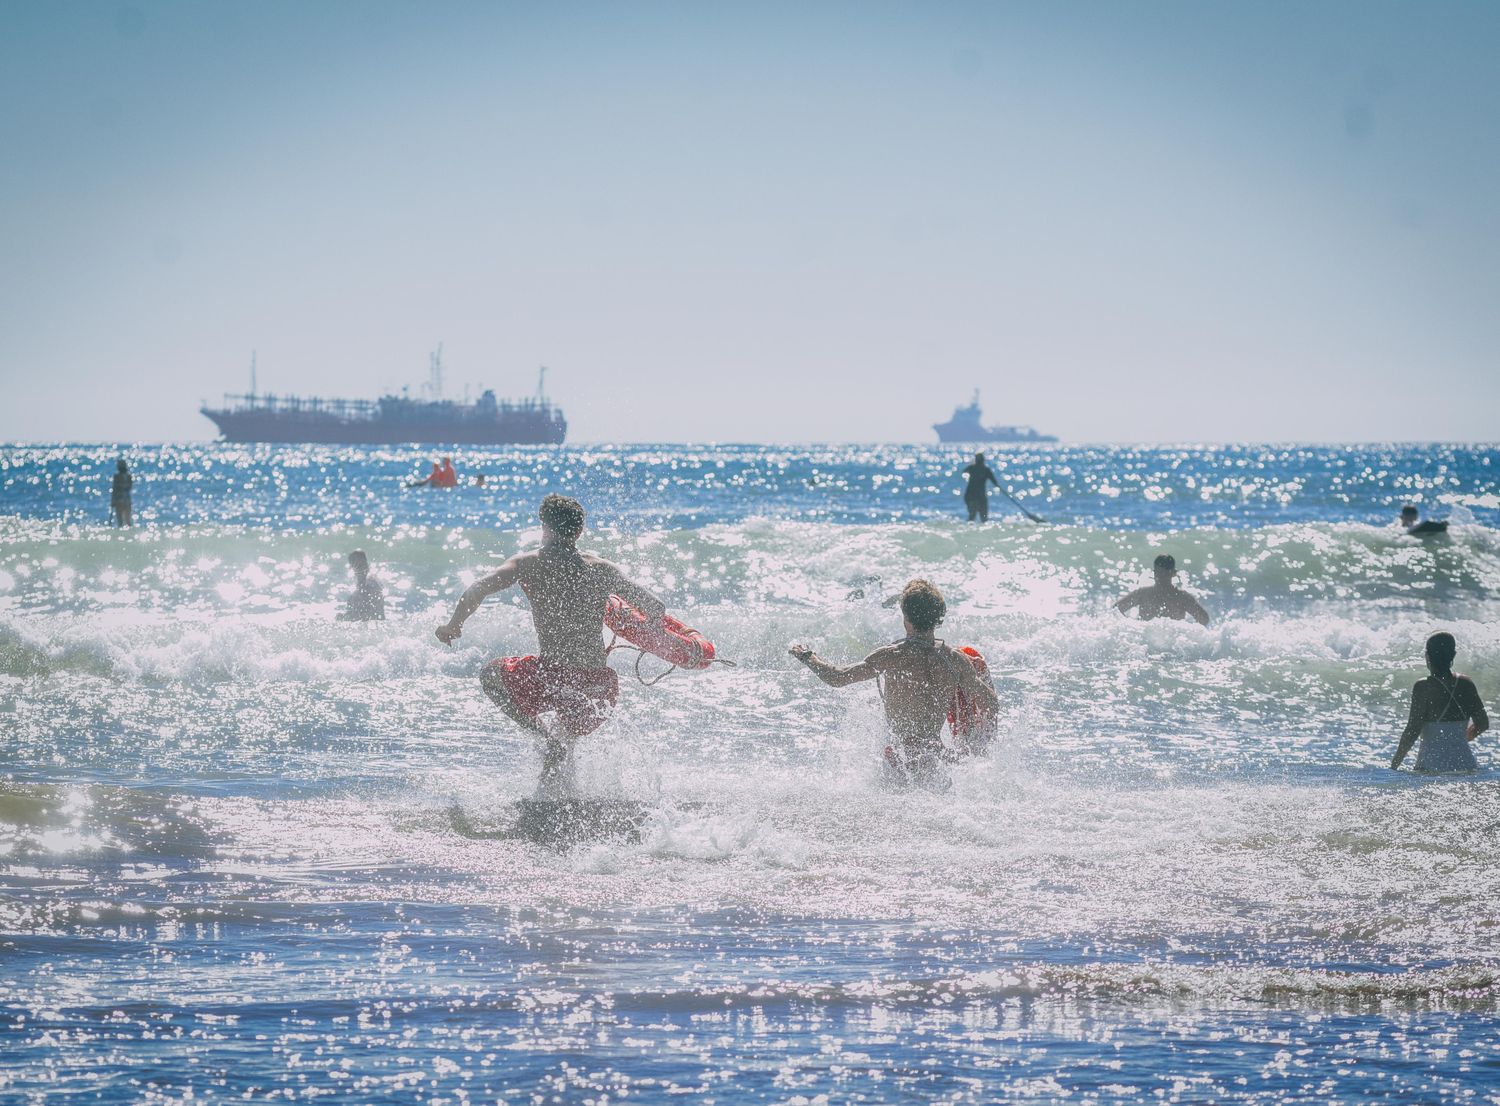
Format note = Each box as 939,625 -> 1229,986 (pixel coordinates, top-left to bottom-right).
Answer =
3,441 -> 1500,1104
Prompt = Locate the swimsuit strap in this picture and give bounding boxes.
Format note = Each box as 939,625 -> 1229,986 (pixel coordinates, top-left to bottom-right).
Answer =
1431,674 -> 1463,721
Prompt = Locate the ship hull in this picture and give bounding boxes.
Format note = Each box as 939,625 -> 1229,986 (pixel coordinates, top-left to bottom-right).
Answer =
202,409 -> 566,445
934,425 -> 1057,444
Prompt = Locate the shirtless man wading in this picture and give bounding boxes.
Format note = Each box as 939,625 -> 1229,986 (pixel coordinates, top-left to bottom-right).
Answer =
436,494 -> 666,796
789,579 -> 1000,788
1115,554 -> 1211,626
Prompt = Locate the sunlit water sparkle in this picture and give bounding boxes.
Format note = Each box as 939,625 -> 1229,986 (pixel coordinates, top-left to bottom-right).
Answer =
2,442 -> 1499,1103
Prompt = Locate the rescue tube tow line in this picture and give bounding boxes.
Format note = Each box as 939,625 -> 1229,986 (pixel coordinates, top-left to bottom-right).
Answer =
603,595 -> 733,686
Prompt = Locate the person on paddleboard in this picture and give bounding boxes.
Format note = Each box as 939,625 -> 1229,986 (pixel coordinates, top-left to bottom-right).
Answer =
435,494 -> 666,796
789,578 -> 1000,789
1115,554 -> 1210,626
1390,631 -> 1489,771
961,453 -> 1001,522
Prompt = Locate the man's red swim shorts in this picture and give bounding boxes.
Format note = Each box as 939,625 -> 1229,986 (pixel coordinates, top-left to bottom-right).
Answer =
484,655 -> 619,737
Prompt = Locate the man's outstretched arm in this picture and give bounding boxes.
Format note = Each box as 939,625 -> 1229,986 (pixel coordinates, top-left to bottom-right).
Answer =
436,556 -> 522,643
1115,588 -> 1144,615
605,563 -> 666,620
789,645 -> 879,688
1187,596 -> 1211,627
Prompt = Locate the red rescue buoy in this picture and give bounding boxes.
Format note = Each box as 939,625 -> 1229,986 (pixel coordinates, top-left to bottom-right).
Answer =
948,645 -> 996,749
604,596 -> 716,670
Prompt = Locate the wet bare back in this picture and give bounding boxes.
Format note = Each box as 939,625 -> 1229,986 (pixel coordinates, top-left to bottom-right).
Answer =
867,641 -> 972,753
437,539 -> 664,667
514,547 -> 622,667
1116,583 -> 1210,625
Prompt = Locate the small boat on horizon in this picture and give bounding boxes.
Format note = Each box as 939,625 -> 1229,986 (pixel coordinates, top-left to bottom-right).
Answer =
933,391 -> 1057,444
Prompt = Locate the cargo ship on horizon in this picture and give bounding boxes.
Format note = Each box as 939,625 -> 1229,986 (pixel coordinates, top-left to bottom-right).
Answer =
201,349 -> 567,445
933,391 -> 1056,444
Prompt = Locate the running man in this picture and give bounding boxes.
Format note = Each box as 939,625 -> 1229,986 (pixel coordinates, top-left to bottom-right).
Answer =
1115,554 -> 1210,625
961,452 -> 1001,522
435,494 -> 666,796
790,578 -> 1000,788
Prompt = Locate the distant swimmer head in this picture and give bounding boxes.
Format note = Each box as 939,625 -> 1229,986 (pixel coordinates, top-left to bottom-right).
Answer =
1425,631 -> 1457,678
539,493 -> 586,543
348,549 -> 369,575
1401,504 -> 1419,524
899,578 -> 946,634
1153,554 -> 1177,582
116,458 -> 128,471
975,452 -> 985,464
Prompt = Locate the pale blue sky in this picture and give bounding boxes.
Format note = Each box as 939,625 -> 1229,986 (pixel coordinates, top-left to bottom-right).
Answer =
2,0 -> 1497,443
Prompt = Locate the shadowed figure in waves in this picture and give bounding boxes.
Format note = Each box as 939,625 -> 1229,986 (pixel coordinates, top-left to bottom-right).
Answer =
1115,554 -> 1210,626
110,458 -> 133,527
435,494 -> 666,797
790,578 -> 999,790
1390,631 -> 1490,772
961,452 -> 1001,522
1399,503 -> 1448,536
337,549 -> 385,622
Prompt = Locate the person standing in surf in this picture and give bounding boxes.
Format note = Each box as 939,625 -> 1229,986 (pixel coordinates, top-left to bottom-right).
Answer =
1115,554 -> 1210,626
790,578 -> 1000,789
435,494 -> 666,796
960,452 -> 1001,522
337,549 -> 385,622
1390,631 -> 1489,771
110,458 -> 133,527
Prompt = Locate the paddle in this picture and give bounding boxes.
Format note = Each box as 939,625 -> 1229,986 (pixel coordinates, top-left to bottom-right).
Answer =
998,484 -> 1045,524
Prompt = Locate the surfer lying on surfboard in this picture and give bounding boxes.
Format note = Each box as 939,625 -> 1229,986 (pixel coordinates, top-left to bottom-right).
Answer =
790,578 -> 1000,790
435,494 -> 668,797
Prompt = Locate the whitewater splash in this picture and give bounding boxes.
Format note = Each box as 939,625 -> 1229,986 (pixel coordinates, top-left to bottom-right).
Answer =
3,443 -> 1499,1102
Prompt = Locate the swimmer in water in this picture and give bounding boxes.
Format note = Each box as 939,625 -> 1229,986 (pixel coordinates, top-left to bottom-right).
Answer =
1399,503 -> 1448,535
1390,631 -> 1489,771
337,549 -> 385,622
436,494 -> 666,797
790,578 -> 999,789
1115,554 -> 1210,626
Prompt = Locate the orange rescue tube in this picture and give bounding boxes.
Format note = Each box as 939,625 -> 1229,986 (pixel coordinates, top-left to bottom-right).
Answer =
604,596 -> 716,670
947,645 -> 996,748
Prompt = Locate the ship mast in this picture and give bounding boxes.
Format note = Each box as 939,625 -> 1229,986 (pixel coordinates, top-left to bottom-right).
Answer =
250,350 -> 257,398
428,343 -> 444,401
536,366 -> 548,403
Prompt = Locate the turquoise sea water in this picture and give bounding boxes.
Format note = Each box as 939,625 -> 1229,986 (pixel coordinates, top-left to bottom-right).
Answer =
3,442 -> 1499,1103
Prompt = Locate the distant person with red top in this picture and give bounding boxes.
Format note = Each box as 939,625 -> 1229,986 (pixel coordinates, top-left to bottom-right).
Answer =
410,457 -> 459,489
435,495 -> 666,796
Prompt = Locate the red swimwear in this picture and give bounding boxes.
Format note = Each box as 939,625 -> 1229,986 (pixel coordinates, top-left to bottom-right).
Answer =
485,656 -> 619,737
